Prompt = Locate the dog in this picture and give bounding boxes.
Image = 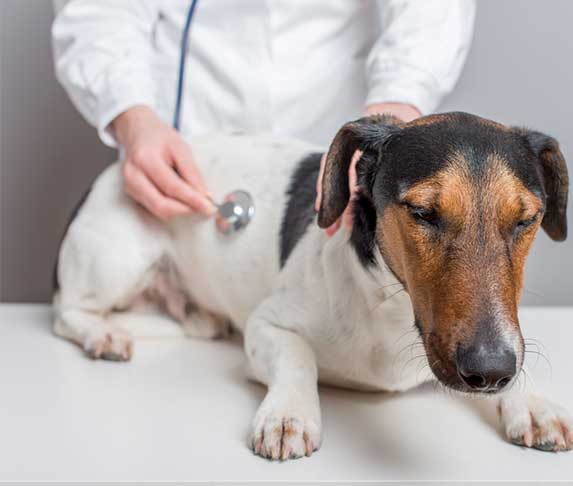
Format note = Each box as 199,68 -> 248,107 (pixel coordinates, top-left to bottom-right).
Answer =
53,112 -> 572,460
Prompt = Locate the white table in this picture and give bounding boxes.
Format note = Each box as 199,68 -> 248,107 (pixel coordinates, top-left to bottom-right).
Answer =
0,304 -> 571,482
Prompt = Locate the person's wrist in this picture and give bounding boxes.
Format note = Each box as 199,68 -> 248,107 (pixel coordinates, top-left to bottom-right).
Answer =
112,105 -> 161,147
365,102 -> 421,122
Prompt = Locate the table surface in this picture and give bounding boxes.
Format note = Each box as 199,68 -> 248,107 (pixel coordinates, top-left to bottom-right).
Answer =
0,304 -> 572,482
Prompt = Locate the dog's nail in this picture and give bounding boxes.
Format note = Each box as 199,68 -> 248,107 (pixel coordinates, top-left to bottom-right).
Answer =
303,431 -> 314,456
523,431 -> 533,447
270,445 -> 280,460
280,445 -> 290,461
565,428 -> 573,446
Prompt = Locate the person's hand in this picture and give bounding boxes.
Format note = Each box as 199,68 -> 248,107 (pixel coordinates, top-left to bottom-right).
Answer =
112,105 -> 215,221
364,102 -> 421,123
315,102 -> 421,236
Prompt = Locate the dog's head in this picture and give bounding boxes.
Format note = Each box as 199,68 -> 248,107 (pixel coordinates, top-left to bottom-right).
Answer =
319,112 -> 569,394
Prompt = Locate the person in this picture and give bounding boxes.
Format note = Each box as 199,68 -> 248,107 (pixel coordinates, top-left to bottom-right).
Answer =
52,0 -> 476,231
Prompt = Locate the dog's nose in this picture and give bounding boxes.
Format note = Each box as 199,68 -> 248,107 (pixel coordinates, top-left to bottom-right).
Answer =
456,344 -> 516,392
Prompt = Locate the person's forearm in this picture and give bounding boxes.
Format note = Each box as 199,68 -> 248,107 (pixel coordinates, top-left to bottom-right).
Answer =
365,102 -> 421,122
52,0 -> 160,147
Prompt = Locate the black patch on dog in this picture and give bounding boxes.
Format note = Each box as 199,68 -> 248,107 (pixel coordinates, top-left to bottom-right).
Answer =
52,185 -> 92,291
350,194 -> 378,267
414,317 -> 424,338
279,153 -> 322,267
350,147 -> 388,268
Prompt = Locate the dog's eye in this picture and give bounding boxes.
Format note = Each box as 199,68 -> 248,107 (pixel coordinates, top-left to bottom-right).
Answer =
514,213 -> 540,234
407,205 -> 440,227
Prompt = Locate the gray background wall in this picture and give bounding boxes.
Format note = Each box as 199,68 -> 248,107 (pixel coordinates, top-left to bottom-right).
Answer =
0,0 -> 571,304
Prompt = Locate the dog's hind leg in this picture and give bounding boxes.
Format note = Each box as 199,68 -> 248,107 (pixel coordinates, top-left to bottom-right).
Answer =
244,297 -> 322,461
53,165 -> 171,361
53,299 -> 134,361
53,230 -> 166,361
53,243 -> 157,362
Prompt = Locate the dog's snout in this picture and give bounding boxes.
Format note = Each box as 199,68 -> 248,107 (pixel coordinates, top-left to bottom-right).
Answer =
456,343 -> 516,392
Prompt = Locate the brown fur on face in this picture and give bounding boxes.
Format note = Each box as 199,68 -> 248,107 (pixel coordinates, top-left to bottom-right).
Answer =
377,152 -> 543,389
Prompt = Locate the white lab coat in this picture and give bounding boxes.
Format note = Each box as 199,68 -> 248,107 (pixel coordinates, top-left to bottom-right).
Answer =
52,0 -> 476,148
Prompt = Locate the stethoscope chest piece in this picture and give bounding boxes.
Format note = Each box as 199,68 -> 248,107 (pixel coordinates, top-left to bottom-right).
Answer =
214,190 -> 255,234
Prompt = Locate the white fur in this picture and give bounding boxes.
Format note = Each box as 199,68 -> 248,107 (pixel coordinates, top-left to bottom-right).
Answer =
54,133 -> 572,459
498,376 -> 573,452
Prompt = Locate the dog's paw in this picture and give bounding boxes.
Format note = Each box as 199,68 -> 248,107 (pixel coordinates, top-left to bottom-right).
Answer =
499,394 -> 573,452
251,414 -> 321,461
84,326 -> 133,362
250,393 -> 322,461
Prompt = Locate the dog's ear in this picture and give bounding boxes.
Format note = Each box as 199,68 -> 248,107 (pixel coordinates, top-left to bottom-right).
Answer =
318,115 -> 399,228
520,130 -> 569,241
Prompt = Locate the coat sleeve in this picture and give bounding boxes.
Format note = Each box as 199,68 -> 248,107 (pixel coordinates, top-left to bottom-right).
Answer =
366,0 -> 476,115
52,0 -> 160,147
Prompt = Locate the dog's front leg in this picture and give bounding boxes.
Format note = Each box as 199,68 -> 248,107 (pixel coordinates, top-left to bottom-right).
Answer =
245,304 -> 322,461
498,375 -> 573,452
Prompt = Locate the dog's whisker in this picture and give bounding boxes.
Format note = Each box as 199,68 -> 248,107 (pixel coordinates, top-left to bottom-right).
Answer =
524,348 -> 542,370
392,340 -> 425,378
377,282 -> 404,291
513,366 -> 532,393
522,287 -> 544,298
391,328 -> 442,381
524,349 -> 552,379
522,366 -> 535,389
369,288 -> 406,313
419,359 -> 440,386
415,357 -> 437,386
520,367 -> 528,392
523,339 -> 542,369
391,326 -> 420,348
399,353 -> 428,382
524,337 -> 550,357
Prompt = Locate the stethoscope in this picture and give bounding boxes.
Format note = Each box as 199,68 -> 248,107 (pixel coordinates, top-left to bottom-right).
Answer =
174,0 -> 255,234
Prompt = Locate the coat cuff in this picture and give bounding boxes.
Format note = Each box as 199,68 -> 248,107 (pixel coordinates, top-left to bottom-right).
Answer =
365,60 -> 442,116
96,71 -> 157,148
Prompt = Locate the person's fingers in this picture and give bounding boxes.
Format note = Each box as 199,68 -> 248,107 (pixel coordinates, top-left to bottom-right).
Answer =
315,153 -> 326,212
123,163 -> 191,220
170,139 -> 209,195
325,218 -> 342,237
169,139 -> 216,216
141,156 -> 214,216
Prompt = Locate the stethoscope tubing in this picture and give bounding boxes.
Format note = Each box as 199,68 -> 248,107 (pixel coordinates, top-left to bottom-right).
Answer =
173,0 -> 200,132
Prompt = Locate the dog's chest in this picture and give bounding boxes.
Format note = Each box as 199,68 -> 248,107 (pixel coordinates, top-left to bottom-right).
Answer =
309,290 -> 428,392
